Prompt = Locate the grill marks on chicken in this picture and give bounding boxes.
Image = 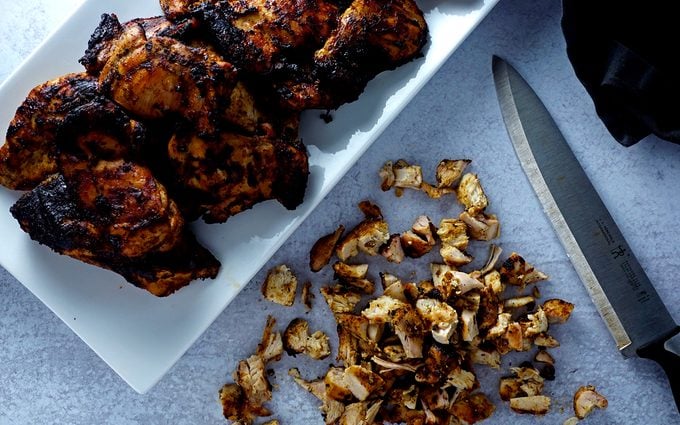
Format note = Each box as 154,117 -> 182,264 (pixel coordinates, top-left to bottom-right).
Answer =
2,0 -> 427,295
10,161 -> 219,296
168,130 -> 308,223
198,0 -> 341,74
165,0 -> 428,111
99,25 -> 238,136
0,74 -> 99,190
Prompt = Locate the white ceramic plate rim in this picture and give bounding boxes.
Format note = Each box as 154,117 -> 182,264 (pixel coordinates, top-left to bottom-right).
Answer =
0,0 -> 500,393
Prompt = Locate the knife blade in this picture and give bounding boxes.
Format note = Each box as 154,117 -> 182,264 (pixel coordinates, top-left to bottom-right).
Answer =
492,55 -> 679,409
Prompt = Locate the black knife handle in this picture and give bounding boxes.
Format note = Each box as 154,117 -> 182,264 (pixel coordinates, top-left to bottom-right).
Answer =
638,327 -> 680,413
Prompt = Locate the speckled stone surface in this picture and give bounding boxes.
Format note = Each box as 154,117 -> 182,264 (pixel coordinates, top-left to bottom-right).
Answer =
1,0 -> 679,424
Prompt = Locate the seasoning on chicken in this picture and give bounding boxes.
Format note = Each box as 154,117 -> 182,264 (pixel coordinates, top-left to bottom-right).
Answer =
10,160 -> 219,296
220,316 -> 284,425
167,130 -> 309,223
0,73 -> 99,190
98,23 -> 238,135
573,385 -> 608,419
283,318 -> 331,360
261,264 -> 298,306
309,225 -> 345,272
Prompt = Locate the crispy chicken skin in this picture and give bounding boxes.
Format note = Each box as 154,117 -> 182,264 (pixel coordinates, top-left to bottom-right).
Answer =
99,24 -> 239,136
10,160 -> 219,296
0,73 -> 99,190
167,129 -> 309,223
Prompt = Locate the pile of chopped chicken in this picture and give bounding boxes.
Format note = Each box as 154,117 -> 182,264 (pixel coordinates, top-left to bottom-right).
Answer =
220,159 -> 608,424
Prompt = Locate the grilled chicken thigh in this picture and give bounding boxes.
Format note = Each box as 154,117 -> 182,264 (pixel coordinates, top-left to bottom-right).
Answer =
98,24 -> 238,136
197,0 -> 341,74
10,159 -> 219,296
168,129 -> 308,223
0,73 -> 98,189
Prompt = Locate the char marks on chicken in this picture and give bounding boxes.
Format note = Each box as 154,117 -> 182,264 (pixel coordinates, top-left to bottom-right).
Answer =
10,161 -> 219,296
0,0 -> 428,295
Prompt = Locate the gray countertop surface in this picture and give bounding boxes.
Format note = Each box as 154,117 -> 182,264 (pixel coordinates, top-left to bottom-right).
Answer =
1,0 -> 679,424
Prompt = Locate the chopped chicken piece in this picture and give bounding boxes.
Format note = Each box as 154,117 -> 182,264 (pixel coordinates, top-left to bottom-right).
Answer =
301,281 -> 314,311
310,225 -> 345,272
336,314 -> 371,342
542,299 -> 575,323
420,182 -> 455,199
320,285 -> 362,315
443,367 -> 476,390
500,253 -> 549,287
382,344 -> 408,363
283,318 -> 331,360
486,312 -> 511,339
573,385 -> 608,419
344,365 -> 385,401
440,244 -> 474,266
362,295 -> 408,323
324,367 -> 354,401
412,215 -> 437,245
456,173 -> 489,214
564,417 -> 580,425
256,316 -> 284,363
235,355 -> 271,408
371,356 -> 420,373
336,218 -> 389,261
357,200 -> 383,220
437,218 -> 469,249
533,333 -> 560,348
480,244 -> 503,274
460,211 -> 500,241
380,234 -> 405,263
219,384 -> 248,423
509,395 -> 551,415
436,159 -> 471,188
400,230 -> 433,258
505,322 -> 524,351
524,308 -> 549,336
534,349 -> 555,365
415,298 -> 458,344
450,393 -> 496,424
511,367 -> 545,396
484,270 -> 504,295
461,309 -> 479,342
338,401 -> 382,425
379,161 -> 396,191
470,347 -> 501,368
336,325 -> 361,367
504,296 -> 536,309
289,368 -> 345,424
333,262 -> 374,293
262,265 -> 298,306
392,159 -> 423,190
392,306 -> 426,358
219,317 -> 282,424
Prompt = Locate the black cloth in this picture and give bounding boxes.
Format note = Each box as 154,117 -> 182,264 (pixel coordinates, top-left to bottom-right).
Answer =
562,1 -> 680,146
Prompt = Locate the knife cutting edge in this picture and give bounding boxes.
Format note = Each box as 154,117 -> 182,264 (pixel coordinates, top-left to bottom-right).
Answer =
492,55 -> 680,410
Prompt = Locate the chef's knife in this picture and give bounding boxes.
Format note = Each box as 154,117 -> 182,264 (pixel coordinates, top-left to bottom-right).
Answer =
492,55 -> 680,410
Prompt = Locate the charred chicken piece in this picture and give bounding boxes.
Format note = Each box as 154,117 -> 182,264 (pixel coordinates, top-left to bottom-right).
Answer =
197,0 -> 341,74
10,160 -> 219,296
80,13 -> 196,75
312,0 -> 428,107
167,129 -> 308,223
0,73 -> 99,190
98,23 -> 238,135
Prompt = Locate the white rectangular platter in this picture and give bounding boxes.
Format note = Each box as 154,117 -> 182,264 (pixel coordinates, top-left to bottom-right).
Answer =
0,0 -> 500,393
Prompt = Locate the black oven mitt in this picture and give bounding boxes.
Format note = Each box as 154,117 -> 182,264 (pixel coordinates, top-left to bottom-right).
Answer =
562,0 -> 680,146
